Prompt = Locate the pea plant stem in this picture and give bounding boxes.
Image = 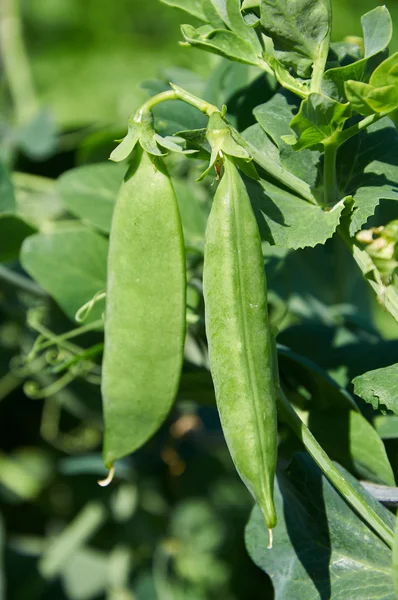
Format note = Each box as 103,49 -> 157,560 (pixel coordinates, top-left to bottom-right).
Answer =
277,387 -> 395,549
335,113 -> 383,147
310,0 -> 332,93
0,265 -> 47,298
0,0 -> 38,124
323,142 -> 338,205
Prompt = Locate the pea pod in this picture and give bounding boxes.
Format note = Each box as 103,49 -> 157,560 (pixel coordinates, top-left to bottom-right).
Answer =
203,155 -> 278,538
102,147 -> 186,468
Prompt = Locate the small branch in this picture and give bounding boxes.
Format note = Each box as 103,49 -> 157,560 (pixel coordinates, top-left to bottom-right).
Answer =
360,482 -> 398,507
137,85 -> 219,119
277,387 -> 394,549
335,113 -> 383,148
0,265 -> 48,298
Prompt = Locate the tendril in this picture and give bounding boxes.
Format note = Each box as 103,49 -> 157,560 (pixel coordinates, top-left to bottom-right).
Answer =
23,368 -> 79,399
75,290 -> 106,323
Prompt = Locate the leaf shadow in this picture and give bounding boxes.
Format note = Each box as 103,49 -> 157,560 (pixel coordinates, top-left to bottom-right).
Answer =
244,177 -> 288,245
278,454 -> 332,600
338,122 -> 398,194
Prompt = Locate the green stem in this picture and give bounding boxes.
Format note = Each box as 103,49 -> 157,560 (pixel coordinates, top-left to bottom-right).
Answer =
0,0 -> 38,124
310,0 -> 332,93
0,265 -> 47,298
138,84 -> 219,118
277,387 -> 394,549
323,142 -> 338,205
335,113 -> 383,147
28,319 -> 104,356
134,86 -> 318,204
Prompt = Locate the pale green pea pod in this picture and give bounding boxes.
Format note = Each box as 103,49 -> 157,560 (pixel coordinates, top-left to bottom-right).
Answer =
102,147 -> 186,469
203,155 -> 278,545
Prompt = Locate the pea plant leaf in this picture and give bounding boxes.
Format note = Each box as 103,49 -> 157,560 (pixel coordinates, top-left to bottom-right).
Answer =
283,93 -> 351,151
353,364 -> 398,416
253,91 -> 320,185
323,6 -> 392,101
337,118 -> 398,235
260,0 -> 331,77
279,348 -> 395,485
20,224 -> 108,323
181,24 -> 261,66
308,410 -> 395,485
57,163 -> 125,234
12,173 -> 64,228
241,132 -> 344,249
245,453 -> 396,600
374,415 -> 398,440
160,0 -> 224,26
345,53 -> 398,116
0,215 -> 36,263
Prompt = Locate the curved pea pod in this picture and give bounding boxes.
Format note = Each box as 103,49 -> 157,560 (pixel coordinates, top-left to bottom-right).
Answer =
203,156 -> 278,538
102,147 -> 186,468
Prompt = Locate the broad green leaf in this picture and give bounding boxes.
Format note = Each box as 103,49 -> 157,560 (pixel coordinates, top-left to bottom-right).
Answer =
160,0 -> 224,26
363,6 -> 393,58
337,118 -> 398,235
323,6 -> 392,101
181,24 -> 260,66
344,80 -> 377,115
285,93 -> 351,151
260,0 -> 330,77
370,51 -> 398,88
245,454 -> 396,600
309,410 -> 395,485
242,123 -> 316,203
12,172 -> 64,228
0,215 -> 36,263
262,53 -> 309,98
279,347 -> 394,484
253,92 -> 319,185
243,168 -> 344,249
61,547 -> 109,600
20,225 -> 108,322
345,54 -> 398,116
375,415 -> 398,440
16,110 -> 58,160
353,363 -> 398,415
0,164 -> 15,212
39,502 -> 106,579
57,163 -> 125,234
221,0 -> 262,54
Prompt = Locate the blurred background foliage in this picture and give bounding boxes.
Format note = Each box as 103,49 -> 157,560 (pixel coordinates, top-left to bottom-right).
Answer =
1,1 -> 398,599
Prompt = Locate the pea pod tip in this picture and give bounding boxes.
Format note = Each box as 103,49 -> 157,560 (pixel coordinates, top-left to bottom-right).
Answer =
98,464 -> 115,487
267,528 -> 273,550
